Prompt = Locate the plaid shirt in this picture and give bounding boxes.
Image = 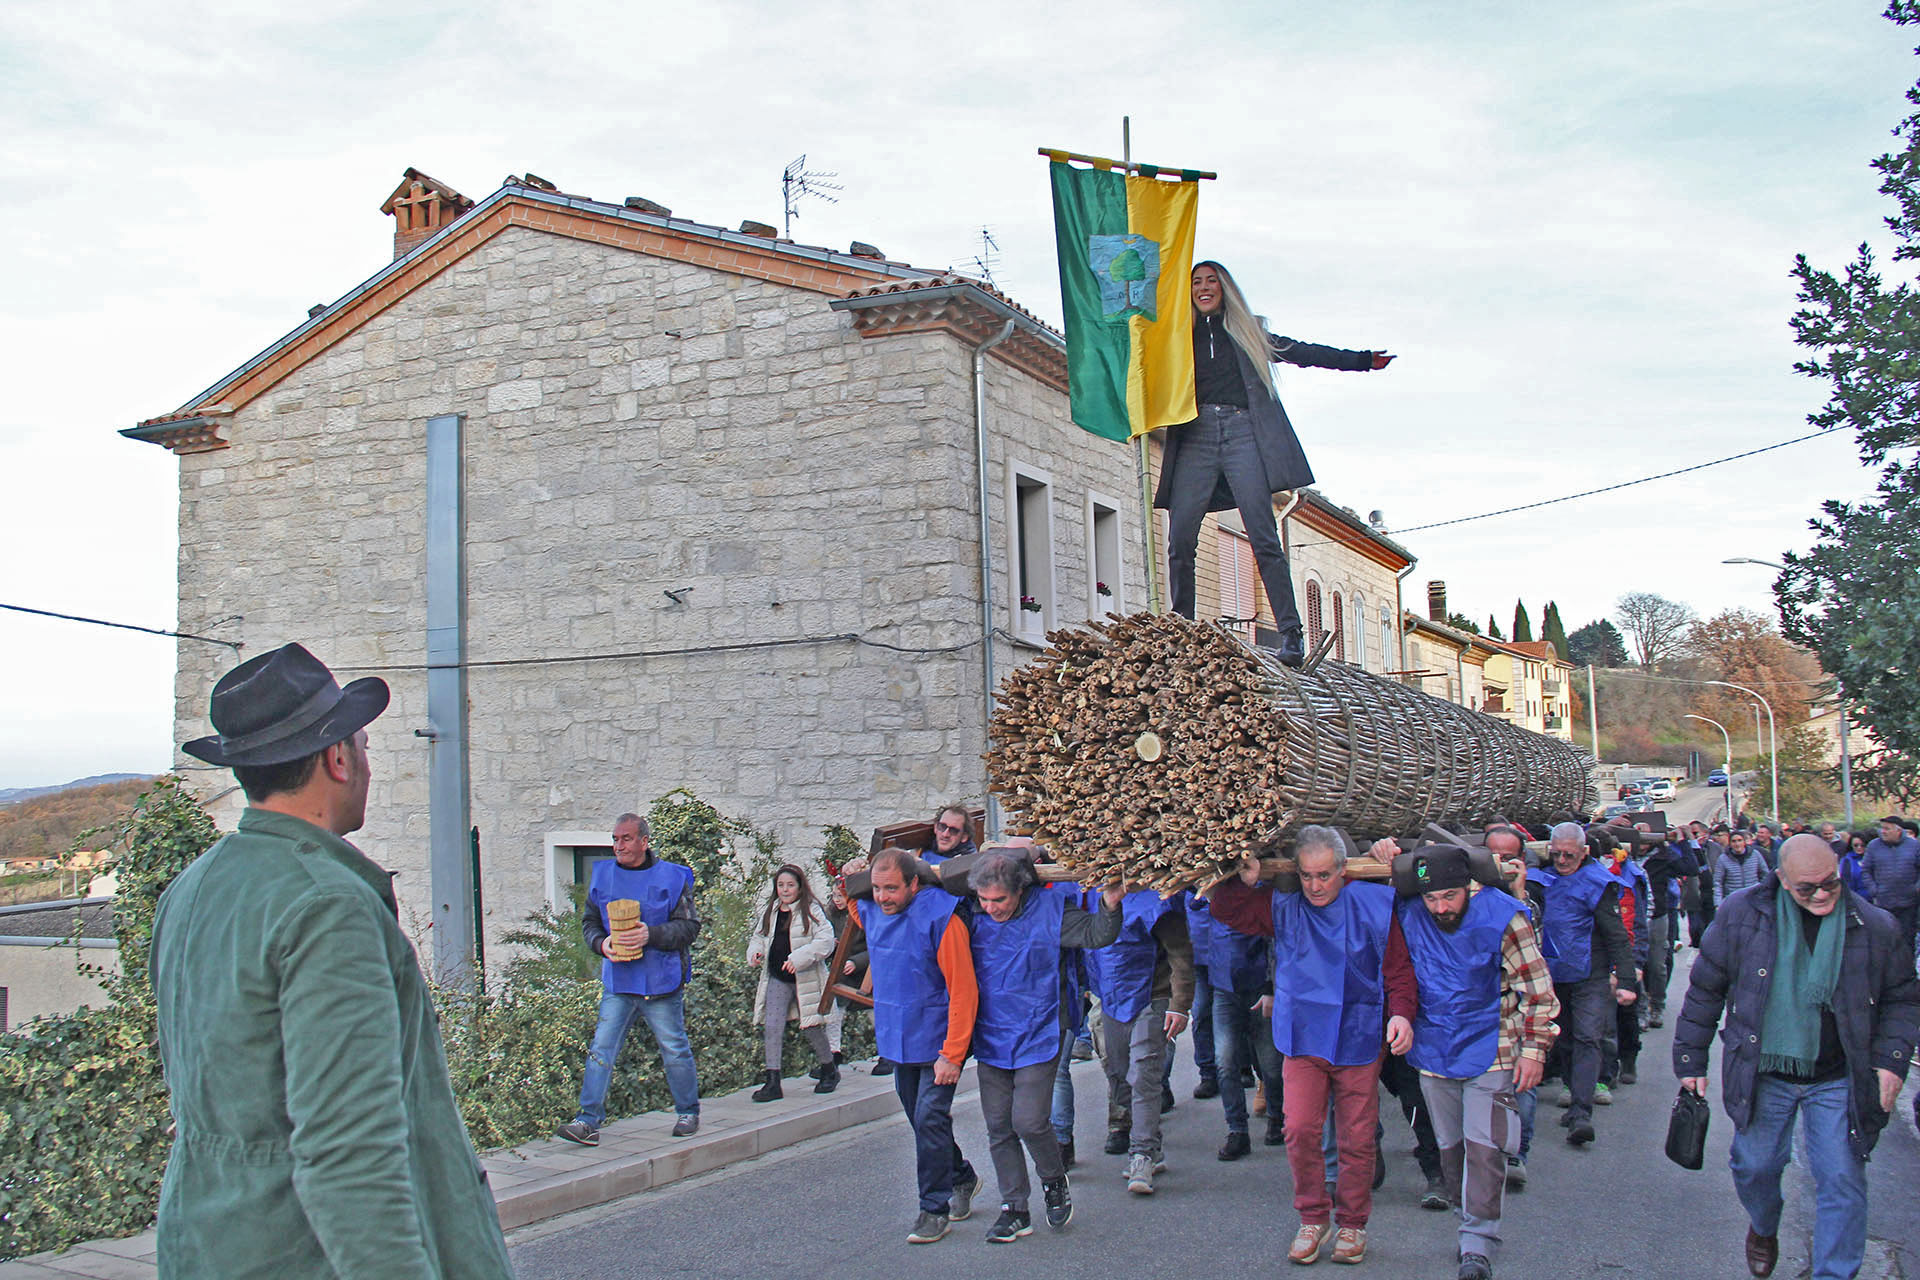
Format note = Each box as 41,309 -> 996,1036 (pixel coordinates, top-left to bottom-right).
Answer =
1497,910 -> 1560,1072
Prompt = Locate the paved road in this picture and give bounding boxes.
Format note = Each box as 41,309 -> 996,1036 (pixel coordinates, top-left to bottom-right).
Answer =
508,950 -> 1917,1279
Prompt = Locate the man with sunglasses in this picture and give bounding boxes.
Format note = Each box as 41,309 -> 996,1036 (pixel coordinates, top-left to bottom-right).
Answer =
922,803 -> 978,865
1674,834 -> 1918,1280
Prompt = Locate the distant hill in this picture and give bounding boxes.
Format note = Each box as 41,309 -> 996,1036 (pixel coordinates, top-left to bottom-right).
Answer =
0,777 -> 156,865
0,774 -> 152,807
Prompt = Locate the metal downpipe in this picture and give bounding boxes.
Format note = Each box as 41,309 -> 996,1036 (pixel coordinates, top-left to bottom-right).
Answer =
973,320 -> 1016,838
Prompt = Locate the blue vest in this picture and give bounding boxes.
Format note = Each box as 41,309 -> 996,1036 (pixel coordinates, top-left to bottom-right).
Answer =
969,889 -> 1067,1070
589,857 -> 695,997
1399,887 -> 1524,1079
1539,858 -> 1614,983
1083,890 -> 1167,1025
1045,882 -> 1087,1019
1189,893 -> 1270,993
857,888 -> 958,1064
1270,881 -> 1395,1066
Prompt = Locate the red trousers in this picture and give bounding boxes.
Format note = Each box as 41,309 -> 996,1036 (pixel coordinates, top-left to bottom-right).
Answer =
1281,1053 -> 1384,1228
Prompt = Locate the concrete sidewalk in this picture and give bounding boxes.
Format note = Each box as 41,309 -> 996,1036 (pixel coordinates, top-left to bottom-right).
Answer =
0,1056 -> 951,1279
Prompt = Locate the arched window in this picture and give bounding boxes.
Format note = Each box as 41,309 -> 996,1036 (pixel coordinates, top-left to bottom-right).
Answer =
1305,581 -> 1324,649
1331,591 -> 1346,662
1352,592 -> 1367,667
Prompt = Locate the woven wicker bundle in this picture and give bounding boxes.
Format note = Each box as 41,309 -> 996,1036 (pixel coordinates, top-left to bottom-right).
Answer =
986,612 -> 1593,890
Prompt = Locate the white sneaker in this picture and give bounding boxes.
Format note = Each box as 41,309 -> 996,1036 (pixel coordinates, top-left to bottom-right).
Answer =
1125,1152 -> 1155,1194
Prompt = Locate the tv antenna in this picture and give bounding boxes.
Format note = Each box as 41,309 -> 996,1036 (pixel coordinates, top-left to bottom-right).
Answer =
781,155 -> 841,237
957,227 -> 1001,287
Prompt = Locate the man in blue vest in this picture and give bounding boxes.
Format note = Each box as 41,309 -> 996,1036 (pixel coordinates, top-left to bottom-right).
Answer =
559,812 -> 703,1145
1391,844 -> 1559,1280
1531,822 -> 1638,1149
856,846 -> 982,1244
965,848 -> 1123,1241
1210,825 -> 1417,1267
1189,887 -> 1285,1160
1087,884 -> 1195,1196
1180,891 -> 1221,1104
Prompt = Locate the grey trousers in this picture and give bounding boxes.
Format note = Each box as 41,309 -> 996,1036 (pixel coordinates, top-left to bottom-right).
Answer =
1101,998 -> 1168,1157
977,1057 -> 1066,1211
1164,404 -> 1302,633
761,980 -> 831,1071
1420,1067 -> 1521,1264
1646,914 -> 1673,1015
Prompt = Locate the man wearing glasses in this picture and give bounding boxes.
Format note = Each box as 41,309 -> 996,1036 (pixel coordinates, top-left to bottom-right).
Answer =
922,803 -> 978,865
1674,834 -> 1919,1280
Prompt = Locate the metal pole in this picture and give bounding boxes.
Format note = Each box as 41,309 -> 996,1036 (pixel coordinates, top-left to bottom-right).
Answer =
1838,704 -> 1854,828
470,826 -> 485,995
1686,714 -> 1732,826
1708,680 -> 1777,827
973,320 -> 1016,840
1587,663 -> 1600,762
425,412 -> 474,990
1122,114 -> 1164,615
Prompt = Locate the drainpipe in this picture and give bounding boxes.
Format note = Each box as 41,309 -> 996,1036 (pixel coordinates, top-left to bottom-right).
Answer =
424,412 -> 474,990
1394,560 -> 1417,681
974,320 -> 1016,839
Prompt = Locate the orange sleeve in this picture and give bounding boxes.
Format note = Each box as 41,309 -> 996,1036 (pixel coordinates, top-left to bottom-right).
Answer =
935,914 -> 977,1064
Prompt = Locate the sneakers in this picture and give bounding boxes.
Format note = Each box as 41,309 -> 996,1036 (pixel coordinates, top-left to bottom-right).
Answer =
1330,1226 -> 1367,1265
1420,1174 -> 1450,1210
1504,1156 -> 1528,1190
1125,1152 -> 1155,1194
1567,1119 -> 1595,1147
555,1119 -> 599,1146
1105,1128 -> 1129,1155
813,1062 -> 840,1095
1194,1075 -> 1221,1099
984,1206 -> 1033,1243
1042,1175 -> 1073,1229
949,1171 -> 978,1222
1554,1085 -> 1573,1108
1071,1038 -> 1095,1061
906,1210 -> 949,1244
1218,1131 -> 1252,1162
1289,1223 -> 1331,1265
672,1114 -> 699,1137
1458,1251 -> 1493,1280
1594,1083 -> 1613,1106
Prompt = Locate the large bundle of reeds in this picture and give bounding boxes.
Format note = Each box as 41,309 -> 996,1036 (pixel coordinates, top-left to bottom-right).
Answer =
986,612 -> 1593,890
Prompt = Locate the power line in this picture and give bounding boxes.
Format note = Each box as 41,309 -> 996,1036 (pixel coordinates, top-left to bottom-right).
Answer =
0,602 -> 241,651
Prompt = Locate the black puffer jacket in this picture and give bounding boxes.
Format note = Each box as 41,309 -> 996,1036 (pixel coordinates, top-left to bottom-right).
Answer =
1672,873 -> 1920,1159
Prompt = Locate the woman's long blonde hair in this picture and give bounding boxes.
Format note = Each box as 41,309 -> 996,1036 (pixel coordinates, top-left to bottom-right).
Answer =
1193,260 -> 1277,400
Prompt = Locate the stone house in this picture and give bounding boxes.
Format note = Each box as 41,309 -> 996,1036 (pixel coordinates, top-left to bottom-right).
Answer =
124,166 -> 1416,972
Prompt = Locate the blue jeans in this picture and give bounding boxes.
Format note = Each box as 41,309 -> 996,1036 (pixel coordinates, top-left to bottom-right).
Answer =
1729,1075 -> 1867,1280
1191,966 -> 1216,1081
1052,1027 -> 1077,1144
1213,983 -> 1283,1133
1515,1086 -> 1536,1160
574,988 -> 700,1125
1165,403 -> 1302,631
893,1062 -> 974,1214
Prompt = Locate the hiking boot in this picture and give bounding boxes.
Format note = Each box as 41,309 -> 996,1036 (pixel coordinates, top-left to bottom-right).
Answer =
1125,1152 -> 1155,1194
984,1206 -> 1033,1243
751,1069 -> 783,1103
1218,1131 -> 1252,1162
1288,1222 -> 1331,1264
1265,1116 -> 1286,1146
1504,1156 -> 1528,1190
1458,1251 -> 1493,1280
906,1210 -> 949,1244
1194,1074 -> 1221,1099
671,1114 -> 699,1137
949,1171 -> 978,1222
1567,1119 -> 1595,1147
1420,1174 -> 1450,1210
1042,1175 -> 1073,1229
813,1061 -> 840,1094
1105,1128 -> 1129,1155
872,1057 -> 895,1076
1594,1082 -> 1613,1105
1330,1226 -> 1367,1265
555,1119 -> 599,1147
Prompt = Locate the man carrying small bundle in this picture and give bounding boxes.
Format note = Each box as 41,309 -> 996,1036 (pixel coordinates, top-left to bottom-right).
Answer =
963,848 -> 1124,1241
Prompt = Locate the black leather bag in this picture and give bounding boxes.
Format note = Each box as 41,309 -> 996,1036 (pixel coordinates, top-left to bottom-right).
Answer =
1665,1087 -> 1711,1170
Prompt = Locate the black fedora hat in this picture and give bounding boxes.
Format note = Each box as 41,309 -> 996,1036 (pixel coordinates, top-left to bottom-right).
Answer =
182,643 -> 389,767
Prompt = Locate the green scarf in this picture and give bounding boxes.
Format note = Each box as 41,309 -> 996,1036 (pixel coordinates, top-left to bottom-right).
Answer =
1758,883 -> 1846,1077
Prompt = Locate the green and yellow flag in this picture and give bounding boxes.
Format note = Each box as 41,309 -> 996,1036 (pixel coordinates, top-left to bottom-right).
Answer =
1048,158 -> 1200,441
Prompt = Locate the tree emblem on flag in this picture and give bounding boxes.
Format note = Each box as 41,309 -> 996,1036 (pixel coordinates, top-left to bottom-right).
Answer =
1088,233 -> 1160,321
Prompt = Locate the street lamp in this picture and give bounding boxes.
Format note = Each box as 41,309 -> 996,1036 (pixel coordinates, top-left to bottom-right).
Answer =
1706,680 -> 1778,827
1721,557 -> 1785,569
1686,713 -> 1734,826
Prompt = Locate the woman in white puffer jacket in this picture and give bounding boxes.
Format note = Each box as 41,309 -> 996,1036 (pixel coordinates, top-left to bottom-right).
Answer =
745,863 -> 840,1100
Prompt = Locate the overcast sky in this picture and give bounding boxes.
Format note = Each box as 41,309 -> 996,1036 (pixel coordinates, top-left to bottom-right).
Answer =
1,0 -> 1912,788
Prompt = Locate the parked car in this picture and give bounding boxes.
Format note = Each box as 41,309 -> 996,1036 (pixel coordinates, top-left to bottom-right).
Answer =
1618,781 -> 1644,800
1600,802 -> 1636,820
1707,768 -> 1729,787
1644,779 -> 1676,801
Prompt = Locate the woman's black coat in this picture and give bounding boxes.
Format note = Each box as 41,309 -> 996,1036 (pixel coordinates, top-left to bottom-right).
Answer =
1152,333 -> 1376,514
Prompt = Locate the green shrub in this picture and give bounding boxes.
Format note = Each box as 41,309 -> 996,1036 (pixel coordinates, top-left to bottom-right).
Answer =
0,778 -> 216,1261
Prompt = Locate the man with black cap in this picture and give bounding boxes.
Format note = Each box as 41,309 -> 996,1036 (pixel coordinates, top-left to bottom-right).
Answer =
153,643 -> 514,1279
1380,842 -> 1558,1280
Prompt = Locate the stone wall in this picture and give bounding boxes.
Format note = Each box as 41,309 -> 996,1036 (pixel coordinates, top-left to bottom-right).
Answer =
169,226 -> 1142,949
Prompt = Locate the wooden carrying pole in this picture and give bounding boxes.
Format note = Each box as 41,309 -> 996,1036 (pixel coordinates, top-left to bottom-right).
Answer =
1038,146 -> 1218,181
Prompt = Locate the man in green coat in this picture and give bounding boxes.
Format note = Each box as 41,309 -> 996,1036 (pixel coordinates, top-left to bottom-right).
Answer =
153,643 -> 515,1279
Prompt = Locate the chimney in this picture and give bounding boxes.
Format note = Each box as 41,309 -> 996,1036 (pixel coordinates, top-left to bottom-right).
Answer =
1427,580 -> 1447,623
380,168 -> 475,261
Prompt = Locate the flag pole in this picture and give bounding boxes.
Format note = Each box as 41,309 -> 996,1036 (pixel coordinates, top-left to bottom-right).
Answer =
1124,116 -> 1165,613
